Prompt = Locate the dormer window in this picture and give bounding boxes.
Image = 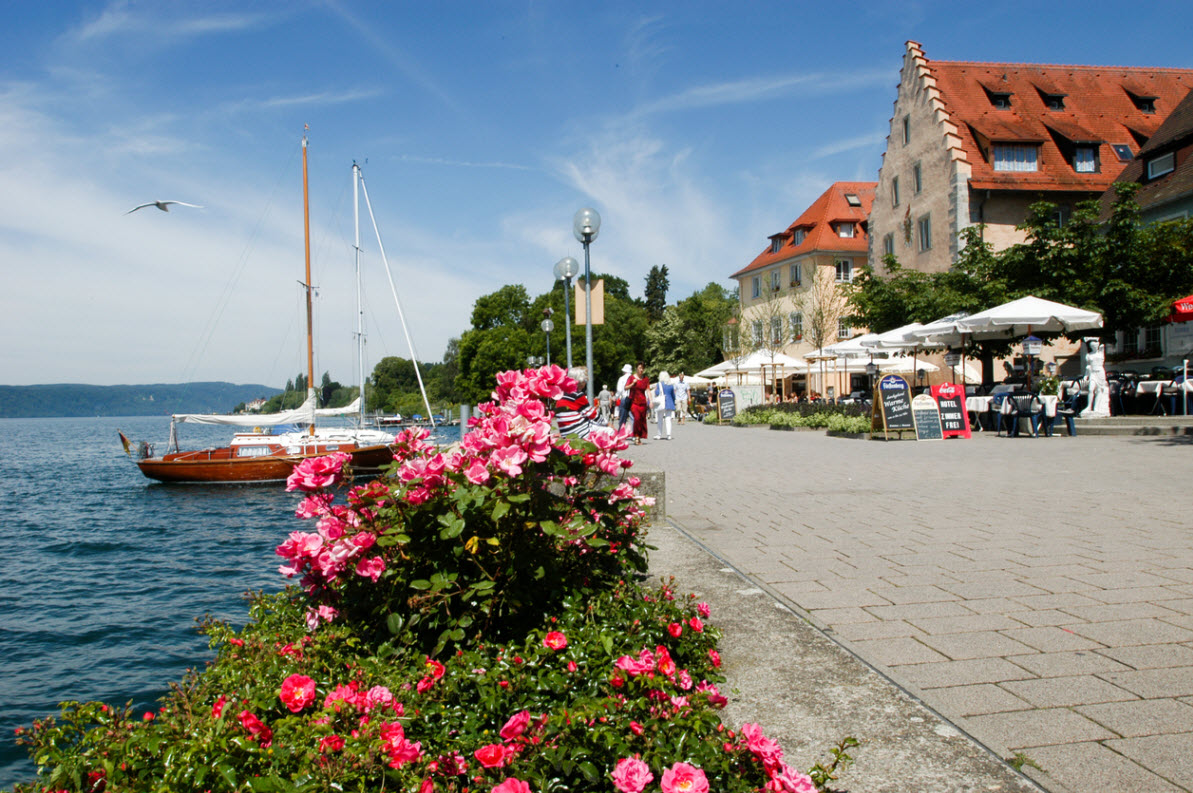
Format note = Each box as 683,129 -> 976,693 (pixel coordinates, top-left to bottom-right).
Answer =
836,223 -> 855,238
1126,89 -> 1157,114
1148,151 -> 1176,179
1074,146 -> 1098,173
792,229 -> 806,245
844,193 -> 861,207
983,86 -> 1013,109
770,237 -> 783,254
1036,88 -> 1066,110
993,143 -> 1038,172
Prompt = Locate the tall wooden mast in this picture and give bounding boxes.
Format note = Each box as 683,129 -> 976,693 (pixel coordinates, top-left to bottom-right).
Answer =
302,132 -> 316,434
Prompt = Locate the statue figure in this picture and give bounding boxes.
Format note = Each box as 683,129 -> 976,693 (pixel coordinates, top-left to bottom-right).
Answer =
1083,338 -> 1110,418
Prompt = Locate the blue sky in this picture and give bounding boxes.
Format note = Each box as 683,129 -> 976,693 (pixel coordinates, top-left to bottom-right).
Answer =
3,1 -> 1191,387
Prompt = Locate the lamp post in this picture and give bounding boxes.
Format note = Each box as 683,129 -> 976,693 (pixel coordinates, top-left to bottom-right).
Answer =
553,256 -> 580,368
865,361 -> 878,401
541,315 -> 554,365
573,208 -> 601,403
944,351 -> 961,385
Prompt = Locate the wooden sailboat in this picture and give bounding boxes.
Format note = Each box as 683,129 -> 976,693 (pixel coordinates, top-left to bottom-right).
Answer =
126,134 -> 396,484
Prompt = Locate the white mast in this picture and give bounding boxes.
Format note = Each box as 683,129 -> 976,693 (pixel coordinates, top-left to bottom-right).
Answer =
353,163 -> 367,426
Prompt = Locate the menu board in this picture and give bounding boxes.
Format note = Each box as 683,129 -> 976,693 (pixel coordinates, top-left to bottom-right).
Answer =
717,389 -> 736,421
877,375 -> 913,431
930,382 -> 972,439
912,393 -> 943,441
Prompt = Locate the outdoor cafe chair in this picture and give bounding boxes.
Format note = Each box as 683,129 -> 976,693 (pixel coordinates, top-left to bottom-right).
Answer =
1001,392 -> 1044,437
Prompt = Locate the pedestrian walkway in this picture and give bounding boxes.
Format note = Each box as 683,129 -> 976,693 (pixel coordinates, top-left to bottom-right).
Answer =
629,424 -> 1193,793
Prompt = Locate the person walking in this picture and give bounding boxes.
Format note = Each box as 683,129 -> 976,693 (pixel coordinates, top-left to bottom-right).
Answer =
673,373 -> 690,424
653,371 -> 676,440
615,364 -> 633,430
627,362 -> 651,444
597,383 -> 613,425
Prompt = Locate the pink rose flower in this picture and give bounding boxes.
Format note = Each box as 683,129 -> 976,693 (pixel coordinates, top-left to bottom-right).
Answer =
688,617 -> 703,633
668,622 -> 683,638
279,673 -> 317,713
238,710 -> 273,746
660,762 -> 708,793
491,779 -> 531,793
612,757 -> 654,793
696,602 -> 711,618
474,743 -> 507,768
500,710 -> 531,741
319,734 -> 345,753
766,764 -> 818,793
543,631 -> 568,651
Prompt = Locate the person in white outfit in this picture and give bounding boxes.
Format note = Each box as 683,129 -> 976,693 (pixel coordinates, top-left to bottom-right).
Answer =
614,364 -> 633,431
652,371 -> 676,440
673,373 -> 690,423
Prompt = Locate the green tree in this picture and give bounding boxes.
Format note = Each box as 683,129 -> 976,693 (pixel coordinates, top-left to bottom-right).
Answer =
644,264 -> 670,322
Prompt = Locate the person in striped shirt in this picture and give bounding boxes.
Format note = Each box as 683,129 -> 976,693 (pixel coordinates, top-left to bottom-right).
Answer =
554,366 -> 604,439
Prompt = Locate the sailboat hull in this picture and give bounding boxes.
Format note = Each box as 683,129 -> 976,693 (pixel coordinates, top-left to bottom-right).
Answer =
136,443 -> 395,484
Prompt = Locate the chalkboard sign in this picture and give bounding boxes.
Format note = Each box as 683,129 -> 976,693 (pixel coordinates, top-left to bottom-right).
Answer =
717,389 -> 737,421
877,375 -> 913,431
912,393 -> 943,441
930,382 -> 972,439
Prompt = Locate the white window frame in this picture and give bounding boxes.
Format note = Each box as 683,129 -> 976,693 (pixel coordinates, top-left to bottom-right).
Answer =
918,215 -> 932,252
993,143 -> 1039,172
770,269 -> 782,293
751,276 -> 761,299
1074,146 -> 1097,173
1148,152 -> 1176,179
770,316 -> 783,345
837,319 -> 851,340
837,223 -> 855,239
790,312 -> 803,341
835,259 -> 853,283
792,228 -> 806,245
789,263 -> 802,287
770,238 -> 783,254
751,320 -> 764,345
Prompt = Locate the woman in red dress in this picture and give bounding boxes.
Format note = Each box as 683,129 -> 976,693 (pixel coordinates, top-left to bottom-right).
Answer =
627,361 -> 650,444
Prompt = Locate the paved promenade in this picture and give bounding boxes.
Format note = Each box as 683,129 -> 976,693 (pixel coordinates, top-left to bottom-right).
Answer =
626,424 -> 1193,793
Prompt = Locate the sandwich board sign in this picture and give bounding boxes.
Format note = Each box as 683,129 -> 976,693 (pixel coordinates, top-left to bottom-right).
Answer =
911,393 -> 944,441
871,374 -> 914,439
930,382 -> 972,439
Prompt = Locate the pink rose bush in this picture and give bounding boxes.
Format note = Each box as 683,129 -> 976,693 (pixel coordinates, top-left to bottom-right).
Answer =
274,365 -> 653,653
15,367 -> 850,792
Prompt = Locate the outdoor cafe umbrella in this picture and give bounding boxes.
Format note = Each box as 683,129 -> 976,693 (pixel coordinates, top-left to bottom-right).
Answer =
805,333 -> 882,398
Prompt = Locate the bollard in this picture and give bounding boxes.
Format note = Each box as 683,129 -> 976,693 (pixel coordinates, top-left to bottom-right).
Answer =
459,404 -> 472,442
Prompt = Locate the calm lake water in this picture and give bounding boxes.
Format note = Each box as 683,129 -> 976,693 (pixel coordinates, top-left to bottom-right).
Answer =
0,416 -> 458,789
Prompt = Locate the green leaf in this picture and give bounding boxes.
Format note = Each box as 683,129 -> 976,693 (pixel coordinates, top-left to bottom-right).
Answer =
410,579 -> 431,590
386,613 -> 405,634
506,493 -> 531,503
491,500 -> 511,521
578,761 -> 600,782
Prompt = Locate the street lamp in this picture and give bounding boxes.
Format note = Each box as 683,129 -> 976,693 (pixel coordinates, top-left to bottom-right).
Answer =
553,256 -> 580,368
541,316 -> 554,365
865,361 -> 878,399
573,208 -> 601,403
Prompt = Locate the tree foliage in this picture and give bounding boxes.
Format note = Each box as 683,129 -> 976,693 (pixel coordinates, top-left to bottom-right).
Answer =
644,264 -> 670,322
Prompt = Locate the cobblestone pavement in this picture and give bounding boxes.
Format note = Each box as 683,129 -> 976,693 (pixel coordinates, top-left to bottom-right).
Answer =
624,423 -> 1193,793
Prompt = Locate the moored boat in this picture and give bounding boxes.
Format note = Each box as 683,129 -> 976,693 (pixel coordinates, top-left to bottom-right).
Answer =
123,134 -> 399,484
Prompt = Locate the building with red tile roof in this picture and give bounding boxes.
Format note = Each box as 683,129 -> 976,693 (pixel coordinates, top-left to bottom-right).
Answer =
869,41 -> 1193,274
1102,86 -> 1193,223
727,182 -> 875,398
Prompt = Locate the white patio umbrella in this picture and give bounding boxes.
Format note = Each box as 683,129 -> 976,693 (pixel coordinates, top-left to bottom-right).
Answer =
805,333 -> 883,397
954,295 -> 1103,336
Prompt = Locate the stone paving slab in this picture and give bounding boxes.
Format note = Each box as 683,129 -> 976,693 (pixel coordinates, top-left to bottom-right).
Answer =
626,424 -> 1193,793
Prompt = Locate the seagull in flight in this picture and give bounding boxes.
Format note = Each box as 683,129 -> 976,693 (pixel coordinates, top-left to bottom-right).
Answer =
125,200 -> 204,215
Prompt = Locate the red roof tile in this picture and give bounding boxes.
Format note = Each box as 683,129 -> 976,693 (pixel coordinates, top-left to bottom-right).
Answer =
924,58 -> 1193,193
731,182 -> 876,278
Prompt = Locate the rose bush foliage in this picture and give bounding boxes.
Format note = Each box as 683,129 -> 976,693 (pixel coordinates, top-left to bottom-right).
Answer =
13,366 -> 847,793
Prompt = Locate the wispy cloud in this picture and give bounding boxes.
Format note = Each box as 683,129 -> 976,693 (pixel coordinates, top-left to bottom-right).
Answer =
68,2 -> 269,43
397,154 -> 537,172
629,68 -> 892,118
321,1 -> 468,119
215,88 -> 386,116
809,130 -> 888,160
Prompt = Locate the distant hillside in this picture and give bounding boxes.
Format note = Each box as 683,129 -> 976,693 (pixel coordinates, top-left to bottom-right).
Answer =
0,382 -> 282,418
